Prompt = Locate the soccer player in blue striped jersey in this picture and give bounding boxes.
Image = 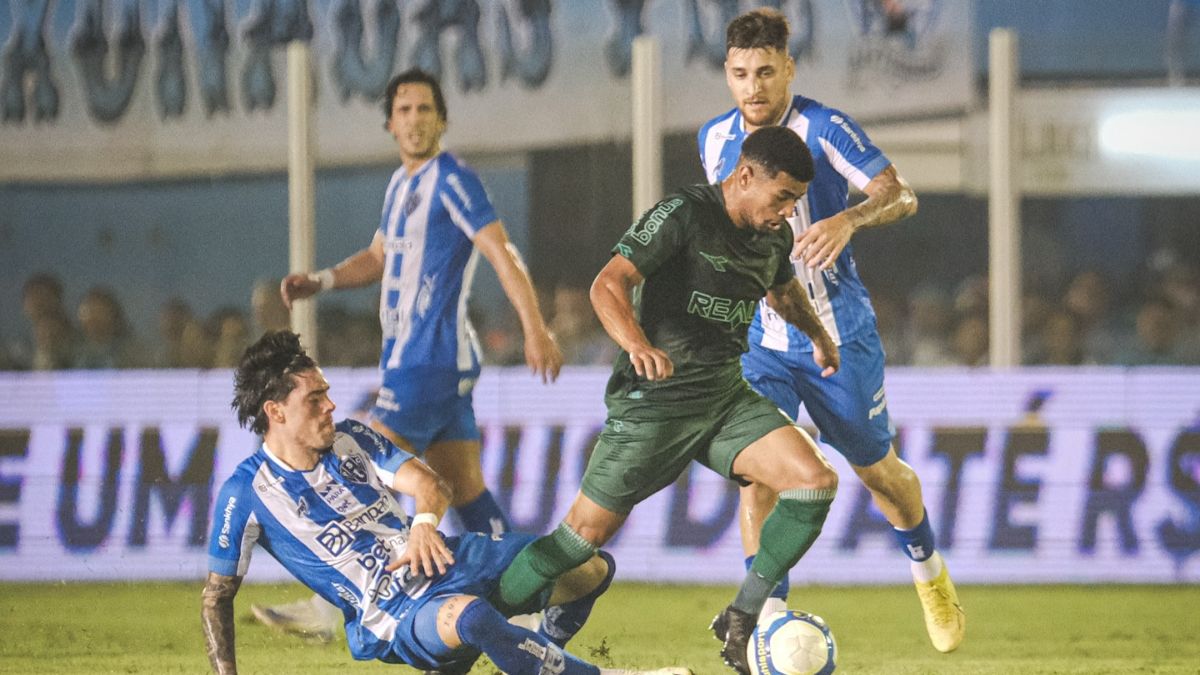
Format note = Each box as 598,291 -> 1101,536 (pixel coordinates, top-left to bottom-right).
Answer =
202,330 -> 689,675
274,69 -> 563,639
697,8 -> 964,654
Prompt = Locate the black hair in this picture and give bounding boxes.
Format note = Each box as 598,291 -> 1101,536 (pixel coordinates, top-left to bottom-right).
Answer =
740,126 -> 815,183
726,8 -> 790,52
231,330 -> 317,435
382,69 -> 448,129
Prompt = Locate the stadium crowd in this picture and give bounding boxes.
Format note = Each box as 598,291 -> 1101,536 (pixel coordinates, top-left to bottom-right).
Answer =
5,249 -> 1198,373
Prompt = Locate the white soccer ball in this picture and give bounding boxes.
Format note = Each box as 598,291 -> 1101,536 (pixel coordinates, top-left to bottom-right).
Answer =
746,609 -> 837,675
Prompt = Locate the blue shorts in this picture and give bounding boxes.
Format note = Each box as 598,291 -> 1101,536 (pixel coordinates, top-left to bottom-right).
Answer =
741,331 -> 895,467
370,368 -> 481,454
383,531 -> 536,670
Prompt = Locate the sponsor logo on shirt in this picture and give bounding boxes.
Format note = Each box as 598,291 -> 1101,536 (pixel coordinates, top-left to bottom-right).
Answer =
687,291 -> 756,327
830,114 -> 867,153
625,197 -> 684,245
316,498 -> 391,556
218,496 -> 237,548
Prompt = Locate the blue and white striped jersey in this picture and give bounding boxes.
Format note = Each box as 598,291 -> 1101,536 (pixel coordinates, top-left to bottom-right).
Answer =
207,419 -> 430,662
698,95 -> 891,355
376,152 -> 497,379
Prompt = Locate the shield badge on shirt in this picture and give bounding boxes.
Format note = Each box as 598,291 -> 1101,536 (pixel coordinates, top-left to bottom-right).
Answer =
403,190 -> 422,216
339,455 -> 370,484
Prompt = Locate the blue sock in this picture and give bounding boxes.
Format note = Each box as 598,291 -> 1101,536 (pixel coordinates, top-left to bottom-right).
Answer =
457,599 -> 599,675
893,510 -> 936,562
746,554 -> 789,601
454,489 -> 511,535
540,551 -> 615,646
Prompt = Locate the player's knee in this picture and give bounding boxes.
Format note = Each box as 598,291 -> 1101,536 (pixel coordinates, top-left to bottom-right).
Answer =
453,596 -> 503,648
803,463 -> 839,493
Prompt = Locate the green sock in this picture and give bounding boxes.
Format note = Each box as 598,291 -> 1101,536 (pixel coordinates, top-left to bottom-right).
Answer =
495,523 -> 596,615
733,488 -> 835,614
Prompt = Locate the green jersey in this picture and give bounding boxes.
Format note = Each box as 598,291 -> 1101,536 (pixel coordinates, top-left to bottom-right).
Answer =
606,184 -> 794,406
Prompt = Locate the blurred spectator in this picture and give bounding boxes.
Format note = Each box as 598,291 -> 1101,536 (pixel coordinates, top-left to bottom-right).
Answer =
252,278 -> 291,336
548,285 -> 616,366
211,307 -> 251,368
1062,270 -> 1126,363
950,315 -> 989,367
1116,299 -> 1186,365
1166,0 -> 1199,86
10,273 -> 78,370
474,306 -> 524,367
1020,289 -> 1055,364
156,297 -> 196,368
906,285 -> 955,366
871,291 -> 908,365
178,317 -> 214,368
1029,309 -> 1093,366
30,312 -> 77,371
952,275 -> 988,319
75,287 -> 145,369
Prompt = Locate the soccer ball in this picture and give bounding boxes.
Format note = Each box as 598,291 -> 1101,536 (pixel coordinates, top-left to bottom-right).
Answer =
746,610 -> 837,675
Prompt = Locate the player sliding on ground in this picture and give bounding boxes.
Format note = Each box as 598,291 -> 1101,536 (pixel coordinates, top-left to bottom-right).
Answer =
200,330 -> 689,675
490,127 -> 840,675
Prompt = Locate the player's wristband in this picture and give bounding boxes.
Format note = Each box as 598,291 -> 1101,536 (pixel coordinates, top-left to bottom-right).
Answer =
308,268 -> 336,293
410,512 -> 439,529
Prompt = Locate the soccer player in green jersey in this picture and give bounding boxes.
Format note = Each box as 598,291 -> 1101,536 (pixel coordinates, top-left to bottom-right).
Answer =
493,126 -> 840,674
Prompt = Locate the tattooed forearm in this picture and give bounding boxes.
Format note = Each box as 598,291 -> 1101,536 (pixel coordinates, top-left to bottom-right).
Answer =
843,165 -> 917,230
201,572 -> 242,674
769,280 -> 827,341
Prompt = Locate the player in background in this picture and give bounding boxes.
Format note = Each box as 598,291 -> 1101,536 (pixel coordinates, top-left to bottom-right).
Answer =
262,68 -> 563,640
494,127 -> 840,675
697,8 -> 964,653
201,330 -> 689,675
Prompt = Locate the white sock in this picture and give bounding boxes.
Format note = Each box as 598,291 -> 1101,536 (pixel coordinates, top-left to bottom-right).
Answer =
759,596 -> 788,620
911,550 -> 944,583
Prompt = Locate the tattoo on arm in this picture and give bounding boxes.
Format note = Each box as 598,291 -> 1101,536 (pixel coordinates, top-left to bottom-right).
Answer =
843,165 -> 917,230
770,281 -> 827,339
201,572 -> 242,674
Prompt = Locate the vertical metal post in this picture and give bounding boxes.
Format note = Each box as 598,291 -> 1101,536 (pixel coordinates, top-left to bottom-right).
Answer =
287,41 -> 318,357
632,36 -> 662,219
988,29 -> 1020,368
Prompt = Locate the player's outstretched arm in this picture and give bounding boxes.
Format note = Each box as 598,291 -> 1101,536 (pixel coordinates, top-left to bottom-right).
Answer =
387,459 -> 455,578
590,256 -> 674,381
767,279 -> 839,377
792,164 -> 917,269
201,572 -> 243,674
473,221 -> 563,383
279,232 -> 387,308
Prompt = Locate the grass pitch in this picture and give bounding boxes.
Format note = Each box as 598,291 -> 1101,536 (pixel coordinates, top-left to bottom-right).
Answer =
1,582 -> 1197,674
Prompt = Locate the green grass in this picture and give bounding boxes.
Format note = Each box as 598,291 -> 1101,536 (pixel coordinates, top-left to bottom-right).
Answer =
1,582 -> 1198,674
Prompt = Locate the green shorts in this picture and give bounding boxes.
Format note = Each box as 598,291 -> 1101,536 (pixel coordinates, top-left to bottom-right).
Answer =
580,379 -> 792,514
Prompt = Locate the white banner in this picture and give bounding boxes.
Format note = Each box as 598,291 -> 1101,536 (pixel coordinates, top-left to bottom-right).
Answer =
0,0 -> 973,181
1,366 -> 1198,584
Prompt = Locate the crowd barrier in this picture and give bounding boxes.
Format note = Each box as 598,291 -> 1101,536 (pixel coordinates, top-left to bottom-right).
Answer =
0,367 -> 1196,584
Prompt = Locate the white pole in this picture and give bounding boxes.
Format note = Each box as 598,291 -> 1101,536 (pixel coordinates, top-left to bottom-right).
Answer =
988,29 -> 1020,369
632,36 -> 662,219
287,41 -> 318,357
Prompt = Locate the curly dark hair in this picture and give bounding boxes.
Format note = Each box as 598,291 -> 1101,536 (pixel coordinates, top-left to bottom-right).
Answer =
726,8 -> 790,52
382,68 -> 448,129
231,330 -> 317,435
741,126 -> 814,183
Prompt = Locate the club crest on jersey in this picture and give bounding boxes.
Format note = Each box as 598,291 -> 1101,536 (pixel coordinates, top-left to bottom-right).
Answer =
297,497 -> 309,518
339,455 -> 370,484
403,190 -> 422,216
